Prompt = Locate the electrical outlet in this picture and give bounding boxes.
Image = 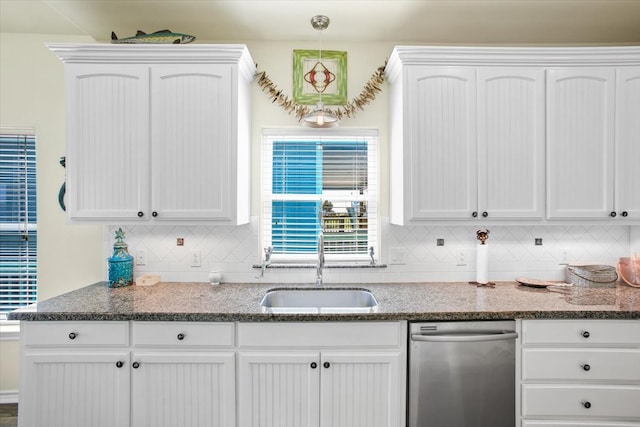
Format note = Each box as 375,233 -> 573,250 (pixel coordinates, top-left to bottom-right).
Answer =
456,250 -> 468,266
190,250 -> 201,267
136,249 -> 146,266
559,248 -> 569,264
389,247 -> 407,265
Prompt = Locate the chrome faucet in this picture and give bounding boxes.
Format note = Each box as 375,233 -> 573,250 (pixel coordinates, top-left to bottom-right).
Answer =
316,232 -> 325,286
257,246 -> 273,278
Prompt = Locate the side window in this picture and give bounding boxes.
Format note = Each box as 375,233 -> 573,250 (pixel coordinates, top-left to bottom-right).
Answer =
263,131 -> 377,262
0,132 -> 37,319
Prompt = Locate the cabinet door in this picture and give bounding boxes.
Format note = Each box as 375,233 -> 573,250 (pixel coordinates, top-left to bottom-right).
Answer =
320,352 -> 403,427
238,352 -> 320,427
66,64 -> 150,220
150,65 -> 233,221
615,67 -> 640,220
547,68 -> 615,219
406,67 -> 477,220
477,69 -> 545,219
131,352 -> 235,427
20,352 -> 130,427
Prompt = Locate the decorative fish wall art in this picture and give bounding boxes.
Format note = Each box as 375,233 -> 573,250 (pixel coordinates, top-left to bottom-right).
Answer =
111,29 -> 195,44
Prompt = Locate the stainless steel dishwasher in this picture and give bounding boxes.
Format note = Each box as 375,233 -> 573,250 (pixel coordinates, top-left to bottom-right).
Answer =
408,321 -> 518,427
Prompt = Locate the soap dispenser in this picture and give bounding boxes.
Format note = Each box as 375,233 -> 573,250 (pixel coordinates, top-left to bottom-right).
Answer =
108,227 -> 134,287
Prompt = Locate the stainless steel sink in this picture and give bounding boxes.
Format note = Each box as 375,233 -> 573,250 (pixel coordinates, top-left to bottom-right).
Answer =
260,288 -> 378,313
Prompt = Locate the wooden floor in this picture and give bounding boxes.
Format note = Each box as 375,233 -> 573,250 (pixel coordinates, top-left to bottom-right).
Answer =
0,404 -> 17,427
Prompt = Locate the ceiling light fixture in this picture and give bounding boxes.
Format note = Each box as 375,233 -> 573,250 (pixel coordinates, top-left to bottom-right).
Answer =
301,15 -> 339,128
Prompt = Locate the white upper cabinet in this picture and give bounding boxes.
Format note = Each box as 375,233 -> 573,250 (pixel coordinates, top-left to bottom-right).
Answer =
65,64 -> 150,221
477,68 -> 545,220
546,68 -> 616,219
387,49 -> 545,224
50,44 -> 255,225
615,67 -> 640,220
387,46 -> 640,224
150,65 -> 233,221
405,66 -> 477,221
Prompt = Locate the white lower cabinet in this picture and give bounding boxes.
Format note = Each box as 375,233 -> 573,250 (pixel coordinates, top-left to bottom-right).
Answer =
519,320 -> 640,427
237,321 -> 407,427
19,322 -> 131,427
18,321 -> 235,427
130,321 -> 235,427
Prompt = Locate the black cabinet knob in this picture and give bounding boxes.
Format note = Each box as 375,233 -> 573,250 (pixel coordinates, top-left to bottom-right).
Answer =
132,361 -> 140,369
622,211 -> 629,217
581,364 -> 591,371
177,333 -> 185,341
137,211 -> 144,217
472,211 -> 478,218
582,401 -> 591,409
116,361 -> 124,368
610,211 -> 617,217
323,362 -> 331,369
310,362 -> 317,369
482,211 -> 488,218
68,332 -> 77,340
152,211 -> 158,217
581,330 -> 590,338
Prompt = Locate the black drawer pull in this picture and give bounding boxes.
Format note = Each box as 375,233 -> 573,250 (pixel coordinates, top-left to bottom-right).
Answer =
116,361 -> 124,368
622,211 -> 629,217
581,363 -> 591,371
323,362 -> 331,369
137,211 -> 144,217
482,211 -> 488,218
472,211 -> 478,218
132,361 -> 140,369
68,332 -> 77,340
177,333 -> 185,341
581,330 -> 590,339
152,211 -> 158,217
610,211 -> 617,218
310,362 -> 317,369
582,401 -> 591,409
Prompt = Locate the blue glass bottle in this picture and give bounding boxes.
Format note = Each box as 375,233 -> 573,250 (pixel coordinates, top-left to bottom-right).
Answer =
108,228 -> 133,287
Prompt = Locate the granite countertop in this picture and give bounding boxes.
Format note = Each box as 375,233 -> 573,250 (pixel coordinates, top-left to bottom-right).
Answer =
8,281 -> 640,322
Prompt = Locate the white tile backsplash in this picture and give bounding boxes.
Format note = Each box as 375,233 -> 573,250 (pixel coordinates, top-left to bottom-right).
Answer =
105,219 -> 631,284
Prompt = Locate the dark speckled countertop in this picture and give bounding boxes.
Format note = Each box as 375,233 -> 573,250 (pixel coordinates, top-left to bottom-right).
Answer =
8,281 -> 640,321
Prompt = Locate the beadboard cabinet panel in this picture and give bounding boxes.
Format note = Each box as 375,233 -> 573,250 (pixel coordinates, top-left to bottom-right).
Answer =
65,65 -> 150,221
50,44 -> 254,224
150,65 -> 233,221
546,68 -> 616,219
20,352 -> 130,427
320,352 -> 401,427
238,352 -> 321,427
131,352 -> 235,427
406,66 -> 478,220
615,67 -> 640,219
477,69 -> 545,219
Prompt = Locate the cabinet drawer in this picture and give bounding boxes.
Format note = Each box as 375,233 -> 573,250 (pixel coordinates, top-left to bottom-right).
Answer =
522,384 -> 640,419
132,322 -> 234,347
522,348 -> 640,382
23,321 -> 129,347
522,320 -> 640,346
238,321 -> 404,348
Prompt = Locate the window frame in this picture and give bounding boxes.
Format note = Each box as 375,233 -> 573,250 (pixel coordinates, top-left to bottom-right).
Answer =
262,128 -> 378,264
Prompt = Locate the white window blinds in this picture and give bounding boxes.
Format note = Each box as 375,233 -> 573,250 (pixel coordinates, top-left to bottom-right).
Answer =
263,130 -> 378,262
1,133 -> 37,319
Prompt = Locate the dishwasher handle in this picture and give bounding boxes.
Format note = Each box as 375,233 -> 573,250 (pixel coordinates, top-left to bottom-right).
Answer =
411,331 -> 518,343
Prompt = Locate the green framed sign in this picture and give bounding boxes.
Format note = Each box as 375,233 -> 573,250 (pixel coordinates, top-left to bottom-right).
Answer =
293,49 -> 347,105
